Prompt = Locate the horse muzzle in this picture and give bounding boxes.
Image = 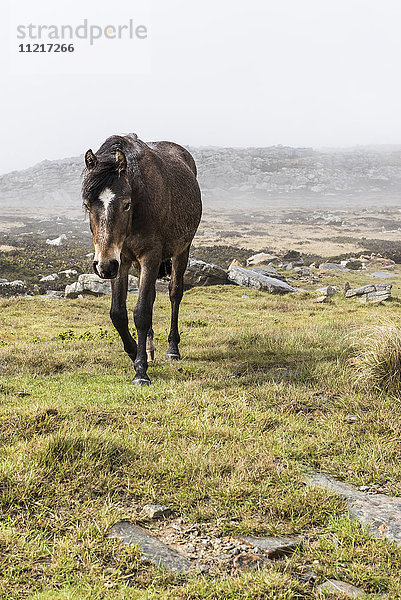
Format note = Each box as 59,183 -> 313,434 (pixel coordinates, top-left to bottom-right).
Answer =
93,259 -> 120,279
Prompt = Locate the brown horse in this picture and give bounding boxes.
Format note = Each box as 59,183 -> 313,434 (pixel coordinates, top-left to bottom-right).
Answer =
82,133 -> 202,386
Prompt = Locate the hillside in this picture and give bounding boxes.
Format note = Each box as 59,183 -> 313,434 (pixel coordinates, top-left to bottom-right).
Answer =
2,145 -> 401,215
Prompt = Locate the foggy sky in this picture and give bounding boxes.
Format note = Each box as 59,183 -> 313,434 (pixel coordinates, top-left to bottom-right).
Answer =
2,0 -> 401,174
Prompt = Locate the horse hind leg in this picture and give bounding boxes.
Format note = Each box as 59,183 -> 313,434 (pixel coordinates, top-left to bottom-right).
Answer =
166,248 -> 189,361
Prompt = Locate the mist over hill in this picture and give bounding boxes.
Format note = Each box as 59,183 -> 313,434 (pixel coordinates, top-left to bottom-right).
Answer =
1,145 -> 401,215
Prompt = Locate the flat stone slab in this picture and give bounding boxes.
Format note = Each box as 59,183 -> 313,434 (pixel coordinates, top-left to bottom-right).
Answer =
308,473 -> 401,544
108,520 -> 192,573
369,271 -> 399,279
237,535 -> 302,559
228,266 -> 300,293
345,283 -> 391,298
317,579 -> 366,598
319,263 -> 349,271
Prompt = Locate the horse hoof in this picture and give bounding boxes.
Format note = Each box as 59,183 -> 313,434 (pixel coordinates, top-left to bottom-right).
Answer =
132,377 -> 151,386
166,353 -> 180,361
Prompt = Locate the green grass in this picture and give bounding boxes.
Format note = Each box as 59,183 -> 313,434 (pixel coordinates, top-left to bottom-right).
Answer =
1,275 -> 401,598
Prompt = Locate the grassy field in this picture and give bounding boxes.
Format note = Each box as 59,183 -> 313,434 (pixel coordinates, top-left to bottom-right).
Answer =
1,271 -> 401,599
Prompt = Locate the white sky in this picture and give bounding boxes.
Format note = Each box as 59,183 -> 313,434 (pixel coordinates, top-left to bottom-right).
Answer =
2,0 -> 401,173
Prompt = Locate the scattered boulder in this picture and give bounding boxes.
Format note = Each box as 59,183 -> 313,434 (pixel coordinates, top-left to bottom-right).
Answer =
0,280 -> 24,287
246,252 -> 278,266
317,580 -> 366,598
65,274 -> 139,298
228,266 -> 300,293
0,278 -> 8,284
369,271 -> 399,279
293,267 -> 310,276
319,262 -> 348,271
250,265 -> 286,281
46,234 -> 67,246
345,284 -> 392,303
45,290 -> 65,299
59,269 -> 78,277
184,259 -> 228,286
40,273 -> 59,282
316,285 -> 338,297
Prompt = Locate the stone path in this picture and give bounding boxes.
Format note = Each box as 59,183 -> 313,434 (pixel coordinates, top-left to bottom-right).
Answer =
109,518 -> 302,576
307,472 -> 401,544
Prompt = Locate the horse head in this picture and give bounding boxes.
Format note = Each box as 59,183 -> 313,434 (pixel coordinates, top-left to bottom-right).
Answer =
82,148 -> 132,279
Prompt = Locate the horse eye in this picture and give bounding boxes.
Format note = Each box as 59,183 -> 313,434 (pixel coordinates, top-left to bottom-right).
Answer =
123,202 -> 132,211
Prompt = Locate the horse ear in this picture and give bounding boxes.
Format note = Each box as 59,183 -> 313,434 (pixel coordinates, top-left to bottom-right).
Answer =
85,149 -> 97,171
115,149 -> 127,174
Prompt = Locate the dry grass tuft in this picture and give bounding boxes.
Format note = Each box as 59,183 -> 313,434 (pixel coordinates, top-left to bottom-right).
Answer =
350,319 -> 401,395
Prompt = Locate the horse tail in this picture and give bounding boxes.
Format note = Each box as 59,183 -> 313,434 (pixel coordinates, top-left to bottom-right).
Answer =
158,259 -> 172,279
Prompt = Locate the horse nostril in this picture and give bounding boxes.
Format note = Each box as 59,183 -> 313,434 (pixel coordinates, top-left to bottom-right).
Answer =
97,260 -> 119,279
109,260 -> 119,277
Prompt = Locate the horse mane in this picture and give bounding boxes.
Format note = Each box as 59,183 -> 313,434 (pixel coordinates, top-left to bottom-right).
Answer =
82,134 -> 146,203
82,160 -> 121,203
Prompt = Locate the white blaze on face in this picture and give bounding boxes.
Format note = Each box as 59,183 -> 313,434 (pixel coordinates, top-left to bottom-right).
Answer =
94,187 -> 121,266
98,187 -> 115,220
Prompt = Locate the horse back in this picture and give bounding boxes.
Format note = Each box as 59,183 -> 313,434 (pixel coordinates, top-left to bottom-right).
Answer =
146,141 -> 197,177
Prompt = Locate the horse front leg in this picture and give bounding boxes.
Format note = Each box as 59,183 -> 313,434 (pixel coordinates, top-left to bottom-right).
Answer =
110,261 -> 137,365
167,248 -> 189,360
133,261 -> 159,386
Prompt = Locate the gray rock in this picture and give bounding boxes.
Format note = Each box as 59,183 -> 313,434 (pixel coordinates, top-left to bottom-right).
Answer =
59,269 -> 78,277
316,285 -> 338,297
361,291 -> 392,303
317,580 -> 366,598
246,253 -> 278,266
108,521 -> 191,573
369,271 -> 399,279
45,290 -> 65,299
237,535 -> 302,559
46,234 -> 67,246
319,263 -> 349,271
307,472 -> 401,544
251,265 -> 286,281
65,274 -> 139,298
294,267 -> 310,276
8,280 -> 25,287
346,284 -> 387,297
0,278 -> 8,284
184,259 -> 228,286
142,505 -> 172,520
228,266 -> 299,294
346,284 -> 392,302
40,273 -> 59,282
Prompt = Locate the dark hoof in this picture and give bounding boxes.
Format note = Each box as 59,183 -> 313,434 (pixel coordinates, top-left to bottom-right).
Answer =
132,377 -> 151,386
166,353 -> 180,361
